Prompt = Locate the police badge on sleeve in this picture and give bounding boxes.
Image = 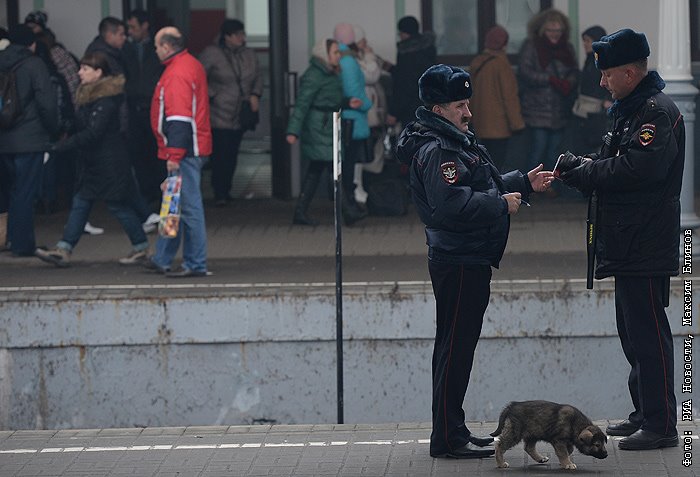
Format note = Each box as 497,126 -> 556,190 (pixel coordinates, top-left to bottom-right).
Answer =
441,161 -> 458,184
639,123 -> 656,146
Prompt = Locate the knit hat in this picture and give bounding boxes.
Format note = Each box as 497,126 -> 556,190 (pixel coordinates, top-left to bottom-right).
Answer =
581,25 -> 606,42
353,25 -> 365,43
333,23 -> 355,45
592,28 -> 649,70
9,24 -> 36,47
419,64 -> 472,104
397,16 -> 419,36
24,10 -> 48,29
484,25 -> 508,50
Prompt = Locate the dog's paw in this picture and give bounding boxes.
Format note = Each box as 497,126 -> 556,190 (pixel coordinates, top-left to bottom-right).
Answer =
562,463 -> 577,470
538,456 -> 549,463
497,462 -> 510,469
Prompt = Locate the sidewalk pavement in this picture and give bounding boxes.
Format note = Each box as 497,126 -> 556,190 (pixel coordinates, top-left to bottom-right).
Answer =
0,195 -> 593,289
0,420 -> 695,476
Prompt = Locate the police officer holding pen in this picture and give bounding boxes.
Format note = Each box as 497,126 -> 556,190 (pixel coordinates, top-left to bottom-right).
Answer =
396,64 -> 553,459
556,29 -> 681,451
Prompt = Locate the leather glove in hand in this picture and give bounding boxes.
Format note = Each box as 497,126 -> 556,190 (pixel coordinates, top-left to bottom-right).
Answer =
554,151 -> 583,178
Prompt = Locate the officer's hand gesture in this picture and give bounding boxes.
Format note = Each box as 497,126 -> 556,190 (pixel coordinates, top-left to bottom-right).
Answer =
528,163 -> 554,192
503,192 -> 522,215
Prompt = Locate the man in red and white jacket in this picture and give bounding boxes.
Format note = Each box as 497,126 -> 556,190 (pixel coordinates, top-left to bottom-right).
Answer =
148,26 -> 212,278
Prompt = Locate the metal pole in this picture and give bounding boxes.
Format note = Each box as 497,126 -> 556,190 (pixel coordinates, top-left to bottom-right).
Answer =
332,111 -> 344,424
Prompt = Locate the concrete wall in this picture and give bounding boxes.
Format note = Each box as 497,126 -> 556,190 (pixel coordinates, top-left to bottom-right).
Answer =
0,279 -> 695,430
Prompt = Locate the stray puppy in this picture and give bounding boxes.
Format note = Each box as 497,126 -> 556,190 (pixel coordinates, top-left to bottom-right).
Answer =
490,400 -> 608,470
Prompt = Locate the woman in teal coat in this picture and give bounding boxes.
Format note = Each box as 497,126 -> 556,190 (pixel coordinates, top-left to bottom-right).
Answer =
286,39 -> 361,225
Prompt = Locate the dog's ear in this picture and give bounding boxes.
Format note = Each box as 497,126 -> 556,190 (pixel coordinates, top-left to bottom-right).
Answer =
578,428 -> 594,444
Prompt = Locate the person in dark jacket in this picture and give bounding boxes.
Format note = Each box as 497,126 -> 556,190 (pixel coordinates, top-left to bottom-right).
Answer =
123,9 -> 165,203
557,29 -> 681,451
286,39 -> 362,225
571,25 -> 612,154
518,8 -> 579,172
386,16 -> 436,128
396,64 -> 553,459
34,39 -> 75,214
35,52 -> 149,267
0,25 -> 58,256
84,17 -> 127,76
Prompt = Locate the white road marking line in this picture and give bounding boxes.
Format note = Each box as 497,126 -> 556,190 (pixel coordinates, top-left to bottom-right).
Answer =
0,438 -> 436,454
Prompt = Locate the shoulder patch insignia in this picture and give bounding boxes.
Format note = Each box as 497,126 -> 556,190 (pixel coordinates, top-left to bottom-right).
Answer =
441,161 -> 458,184
639,123 -> 656,146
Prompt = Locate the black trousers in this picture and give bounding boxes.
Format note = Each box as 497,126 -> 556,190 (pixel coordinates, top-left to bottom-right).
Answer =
428,260 -> 491,455
211,128 -> 245,201
615,276 -> 677,436
128,107 -> 163,203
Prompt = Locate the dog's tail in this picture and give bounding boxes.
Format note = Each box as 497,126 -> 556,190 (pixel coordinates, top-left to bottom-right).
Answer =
490,405 -> 510,437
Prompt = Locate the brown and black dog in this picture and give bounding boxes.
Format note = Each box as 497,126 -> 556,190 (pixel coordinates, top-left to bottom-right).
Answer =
491,400 -> 608,470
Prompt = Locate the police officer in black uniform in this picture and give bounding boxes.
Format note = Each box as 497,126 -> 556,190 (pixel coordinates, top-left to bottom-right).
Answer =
396,64 -> 554,459
557,29 -> 681,451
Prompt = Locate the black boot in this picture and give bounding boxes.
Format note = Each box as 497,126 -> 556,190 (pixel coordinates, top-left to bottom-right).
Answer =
293,170 -> 321,226
341,195 -> 367,226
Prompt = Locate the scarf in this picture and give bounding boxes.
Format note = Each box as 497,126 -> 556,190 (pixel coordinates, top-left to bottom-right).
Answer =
534,36 -> 576,69
608,70 -> 666,118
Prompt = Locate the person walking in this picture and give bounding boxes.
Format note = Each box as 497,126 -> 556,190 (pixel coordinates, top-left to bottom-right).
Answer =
396,64 -> 553,459
35,52 -> 149,267
146,27 -> 212,278
286,39 -> 362,225
0,25 -> 58,257
556,29 -> 681,451
199,19 -> 262,207
468,25 -> 525,170
123,9 -> 165,204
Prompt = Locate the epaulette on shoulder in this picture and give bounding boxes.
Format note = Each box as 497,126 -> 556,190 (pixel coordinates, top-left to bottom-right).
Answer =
646,96 -> 658,108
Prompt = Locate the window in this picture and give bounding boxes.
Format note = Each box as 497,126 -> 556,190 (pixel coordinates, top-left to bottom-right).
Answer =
421,0 -> 552,65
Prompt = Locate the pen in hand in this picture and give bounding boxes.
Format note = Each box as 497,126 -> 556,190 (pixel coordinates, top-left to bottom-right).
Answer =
504,191 -> 531,207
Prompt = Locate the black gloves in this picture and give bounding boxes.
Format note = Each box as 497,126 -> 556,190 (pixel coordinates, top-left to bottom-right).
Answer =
554,151 -> 583,177
554,151 -> 587,189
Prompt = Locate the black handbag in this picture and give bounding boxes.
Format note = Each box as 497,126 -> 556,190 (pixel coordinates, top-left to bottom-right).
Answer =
222,47 -> 259,131
239,99 -> 259,131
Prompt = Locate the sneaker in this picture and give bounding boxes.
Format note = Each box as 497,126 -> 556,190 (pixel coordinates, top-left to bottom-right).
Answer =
119,250 -> 148,266
35,247 -> 71,267
142,213 -> 160,233
83,222 -> 104,235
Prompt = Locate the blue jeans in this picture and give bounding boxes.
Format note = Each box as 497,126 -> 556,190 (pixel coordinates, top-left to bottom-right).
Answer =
152,156 -> 207,272
528,127 -> 564,170
2,153 -> 43,255
57,193 -> 149,253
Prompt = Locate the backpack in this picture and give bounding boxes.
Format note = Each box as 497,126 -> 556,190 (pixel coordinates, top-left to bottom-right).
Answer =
0,58 -> 28,129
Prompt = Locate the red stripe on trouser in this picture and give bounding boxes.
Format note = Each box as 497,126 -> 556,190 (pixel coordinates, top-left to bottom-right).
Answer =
443,265 -> 464,451
648,278 -> 671,435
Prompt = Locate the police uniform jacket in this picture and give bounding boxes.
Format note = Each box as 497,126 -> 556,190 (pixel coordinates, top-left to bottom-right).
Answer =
397,106 -> 532,267
569,71 -> 684,278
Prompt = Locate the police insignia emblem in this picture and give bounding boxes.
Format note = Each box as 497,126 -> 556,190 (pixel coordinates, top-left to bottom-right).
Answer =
639,123 -> 656,146
441,161 -> 458,184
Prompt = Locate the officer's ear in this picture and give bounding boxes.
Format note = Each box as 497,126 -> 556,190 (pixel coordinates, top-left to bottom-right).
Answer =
431,104 -> 442,115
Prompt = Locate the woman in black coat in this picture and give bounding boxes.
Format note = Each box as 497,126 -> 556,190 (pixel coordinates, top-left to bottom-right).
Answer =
36,52 -> 149,267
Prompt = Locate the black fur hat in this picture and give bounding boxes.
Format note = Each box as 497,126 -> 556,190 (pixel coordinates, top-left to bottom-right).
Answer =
592,28 -> 649,70
419,64 -> 472,105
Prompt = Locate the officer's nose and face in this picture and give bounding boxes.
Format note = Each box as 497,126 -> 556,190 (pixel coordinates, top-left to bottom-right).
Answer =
433,99 -> 472,133
600,65 -> 633,100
